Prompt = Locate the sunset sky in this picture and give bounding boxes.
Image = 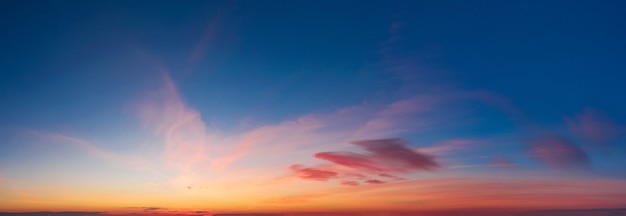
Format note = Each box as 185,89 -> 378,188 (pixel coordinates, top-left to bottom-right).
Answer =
1,0 -> 626,215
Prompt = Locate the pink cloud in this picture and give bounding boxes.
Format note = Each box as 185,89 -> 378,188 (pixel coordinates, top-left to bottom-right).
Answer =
290,164 -> 338,181
567,108 -> 621,148
135,73 -> 242,188
134,73 -> 536,191
315,138 -> 440,173
315,152 -> 383,172
134,73 -> 453,188
529,135 -> 590,170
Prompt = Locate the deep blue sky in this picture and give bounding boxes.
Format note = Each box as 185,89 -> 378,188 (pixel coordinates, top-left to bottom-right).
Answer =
2,0 -> 625,128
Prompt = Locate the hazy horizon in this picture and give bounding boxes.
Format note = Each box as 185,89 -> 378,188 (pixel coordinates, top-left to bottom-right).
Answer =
2,208 -> 626,216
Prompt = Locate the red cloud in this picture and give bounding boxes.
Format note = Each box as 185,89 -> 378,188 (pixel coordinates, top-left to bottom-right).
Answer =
365,179 -> 386,184
530,135 -> 590,170
380,173 -> 395,178
315,138 -> 440,173
290,165 -> 338,181
341,181 -> 359,186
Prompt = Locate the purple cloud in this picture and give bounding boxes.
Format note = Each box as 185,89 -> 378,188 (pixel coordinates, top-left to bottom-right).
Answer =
315,138 -> 440,173
529,135 -> 590,170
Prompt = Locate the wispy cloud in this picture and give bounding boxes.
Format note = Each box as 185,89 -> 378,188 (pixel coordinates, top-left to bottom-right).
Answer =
187,16 -> 221,66
290,165 -> 338,181
567,108 -> 622,148
346,95 -> 441,140
417,139 -> 478,155
29,131 -> 150,170
529,135 -> 590,170
487,156 -> 517,168
133,73 -> 458,188
138,74 -> 211,172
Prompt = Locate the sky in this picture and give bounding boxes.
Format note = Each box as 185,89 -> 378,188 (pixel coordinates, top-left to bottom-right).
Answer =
1,0 -> 626,215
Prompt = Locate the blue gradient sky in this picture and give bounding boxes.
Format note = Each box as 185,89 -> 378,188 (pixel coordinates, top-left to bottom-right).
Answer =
1,0 -> 626,213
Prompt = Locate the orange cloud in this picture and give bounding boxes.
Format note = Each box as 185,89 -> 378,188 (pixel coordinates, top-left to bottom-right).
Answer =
290,165 -> 338,181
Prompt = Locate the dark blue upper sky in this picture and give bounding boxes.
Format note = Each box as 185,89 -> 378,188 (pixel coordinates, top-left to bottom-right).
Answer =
2,0 -> 625,127
1,0 -> 626,180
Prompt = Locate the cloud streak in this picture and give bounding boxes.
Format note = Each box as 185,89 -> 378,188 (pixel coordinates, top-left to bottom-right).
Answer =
364,179 -> 386,184
290,165 -> 338,181
487,156 -> 517,168
29,131 -> 150,170
138,73 -> 212,174
315,138 -> 440,173
529,135 -> 590,170
567,108 -> 622,148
